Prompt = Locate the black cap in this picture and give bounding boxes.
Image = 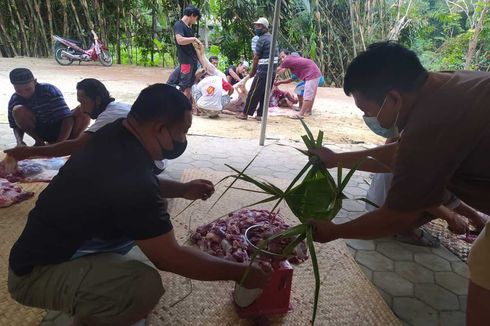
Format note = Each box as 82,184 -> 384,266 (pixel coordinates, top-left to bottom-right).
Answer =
9,68 -> 35,85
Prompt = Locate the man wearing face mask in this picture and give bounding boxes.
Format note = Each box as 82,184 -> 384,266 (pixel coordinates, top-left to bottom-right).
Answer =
309,41 -> 490,325
237,17 -> 279,121
8,84 -> 271,325
7,68 -> 89,147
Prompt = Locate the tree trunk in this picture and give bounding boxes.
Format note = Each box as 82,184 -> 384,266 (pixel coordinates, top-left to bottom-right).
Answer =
33,0 -> 51,56
116,3 -> 121,64
60,0 -> 69,36
464,0 -> 489,70
0,11 -> 18,56
70,0 -> 85,43
349,0 -> 357,57
151,8 -> 156,65
10,0 -> 30,56
46,0 -> 54,41
80,0 -> 94,30
314,1 -> 325,76
24,0 -> 39,56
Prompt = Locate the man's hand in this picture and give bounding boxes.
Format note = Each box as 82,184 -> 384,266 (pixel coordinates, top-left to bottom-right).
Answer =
193,37 -> 203,47
4,146 -> 33,161
445,212 -> 469,234
273,81 -> 282,86
310,219 -> 339,243
308,147 -> 339,169
241,264 -> 272,289
182,179 -> 215,200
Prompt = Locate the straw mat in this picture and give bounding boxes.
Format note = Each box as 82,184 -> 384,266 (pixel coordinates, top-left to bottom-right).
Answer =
423,219 -> 471,262
148,169 -> 400,325
0,183 -> 47,326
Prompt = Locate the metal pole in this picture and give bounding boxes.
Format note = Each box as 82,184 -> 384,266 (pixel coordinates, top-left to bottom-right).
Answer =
259,0 -> 282,146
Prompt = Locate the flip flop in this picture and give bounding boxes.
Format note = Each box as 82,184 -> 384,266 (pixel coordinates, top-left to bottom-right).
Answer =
255,116 -> 262,121
289,115 -> 304,120
236,114 -> 248,120
394,230 -> 440,248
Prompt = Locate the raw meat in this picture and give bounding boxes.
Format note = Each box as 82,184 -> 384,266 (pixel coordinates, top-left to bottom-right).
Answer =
191,209 -> 308,264
0,157 -> 66,183
0,178 -> 34,208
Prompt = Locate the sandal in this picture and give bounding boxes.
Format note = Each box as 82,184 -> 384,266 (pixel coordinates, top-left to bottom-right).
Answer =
394,229 -> 440,248
289,115 -> 304,120
255,116 -> 262,121
236,113 -> 248,120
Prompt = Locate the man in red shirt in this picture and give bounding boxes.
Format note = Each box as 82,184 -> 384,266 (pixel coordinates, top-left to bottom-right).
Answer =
276,50 -> 322,118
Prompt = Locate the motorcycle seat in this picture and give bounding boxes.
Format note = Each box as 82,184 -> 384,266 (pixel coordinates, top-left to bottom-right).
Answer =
66,38 -> 83,47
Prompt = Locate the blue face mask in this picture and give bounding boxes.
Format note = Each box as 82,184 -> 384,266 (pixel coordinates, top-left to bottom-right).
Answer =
254,28 -> 264,36
363,96 -> 400,139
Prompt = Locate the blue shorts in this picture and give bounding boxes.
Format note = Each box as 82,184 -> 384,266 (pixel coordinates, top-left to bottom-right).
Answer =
294,75 -> 325,96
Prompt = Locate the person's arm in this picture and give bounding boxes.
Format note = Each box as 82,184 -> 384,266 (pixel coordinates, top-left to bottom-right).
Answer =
157,176 -> 214,200
55,116 -> 74,142
309,142 -> 398,173
276,67 -> 288,76
175,34 -> 200,46
136,230 -> 271,289
274,78 -> 293,86
228,69 -> 242,82
4,132 -> 92,161
249,54 -> 260,78
312,206 -> 422,242
12,127 -> 26,147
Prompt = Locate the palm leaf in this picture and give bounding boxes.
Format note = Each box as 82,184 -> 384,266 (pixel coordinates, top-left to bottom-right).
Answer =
306,225 -> 320,325
282,231 -> 307,256
357,197 -> 380,208
339,157 -> 369,192
299,117 -> 315,144
208,151 -> 263,212
316,130 -> 324,147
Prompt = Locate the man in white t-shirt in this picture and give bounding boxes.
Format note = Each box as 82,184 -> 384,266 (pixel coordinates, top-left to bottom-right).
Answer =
5,79 -> 167,173
192,69 -> 233,118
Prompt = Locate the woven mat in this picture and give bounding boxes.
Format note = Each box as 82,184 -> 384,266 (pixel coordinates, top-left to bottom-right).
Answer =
0,183 -> 47,326
149,169 -> 400,325
423,219 -> 470,262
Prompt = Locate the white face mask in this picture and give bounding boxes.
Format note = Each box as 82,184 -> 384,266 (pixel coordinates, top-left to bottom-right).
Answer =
363,96 -> 400,139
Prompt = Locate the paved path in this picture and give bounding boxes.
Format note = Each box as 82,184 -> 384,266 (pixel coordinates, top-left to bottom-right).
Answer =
0,123 -> 468,326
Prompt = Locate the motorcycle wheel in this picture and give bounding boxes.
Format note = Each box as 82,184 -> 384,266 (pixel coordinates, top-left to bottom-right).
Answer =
98,50 -> 113,66
54,47 -> 74,66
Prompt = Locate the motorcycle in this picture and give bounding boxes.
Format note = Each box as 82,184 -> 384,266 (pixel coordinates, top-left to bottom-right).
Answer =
52,30 -> 112,66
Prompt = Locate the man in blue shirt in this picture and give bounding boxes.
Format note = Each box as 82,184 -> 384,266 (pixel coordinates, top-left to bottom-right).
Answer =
7,68 -> 89,147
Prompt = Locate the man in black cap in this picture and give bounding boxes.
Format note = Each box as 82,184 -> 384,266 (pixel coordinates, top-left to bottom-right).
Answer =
7,68 -> 89,147
237,17 -> 279,121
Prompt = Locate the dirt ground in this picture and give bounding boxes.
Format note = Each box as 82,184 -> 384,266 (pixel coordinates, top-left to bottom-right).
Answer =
0,57 -> 384,145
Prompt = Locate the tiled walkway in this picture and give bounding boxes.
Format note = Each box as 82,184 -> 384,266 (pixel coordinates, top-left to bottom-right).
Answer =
0,123 -> 468,325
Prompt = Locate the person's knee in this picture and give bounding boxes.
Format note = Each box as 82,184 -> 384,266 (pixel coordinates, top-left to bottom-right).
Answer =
12,105 -> 35,128
78,262 -> 164,325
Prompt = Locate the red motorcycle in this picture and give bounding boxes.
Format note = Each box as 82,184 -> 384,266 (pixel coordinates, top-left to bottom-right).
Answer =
52,30 -> 112,66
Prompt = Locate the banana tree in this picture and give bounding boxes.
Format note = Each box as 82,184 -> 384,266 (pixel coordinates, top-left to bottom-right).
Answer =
216,119 -> 367,325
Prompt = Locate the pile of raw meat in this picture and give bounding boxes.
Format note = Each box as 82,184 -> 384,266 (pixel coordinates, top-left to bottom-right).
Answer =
191,209 -> 308,264
0,178 -> 34,208
0,157 -> 66,183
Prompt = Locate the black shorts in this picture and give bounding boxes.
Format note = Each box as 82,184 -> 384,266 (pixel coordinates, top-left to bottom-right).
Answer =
178,62 -> 198,90
37,119 -> 63,143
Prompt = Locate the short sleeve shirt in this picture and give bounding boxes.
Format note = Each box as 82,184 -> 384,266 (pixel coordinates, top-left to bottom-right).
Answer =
255,33 -> 278,75
385,71 -> 490,215
280,56 -> 321,81
8,83 -> 72,129
86,101 -> 131,133
196,76 -> 231,110
174,20 -> 197,64
9,120 -> 172,275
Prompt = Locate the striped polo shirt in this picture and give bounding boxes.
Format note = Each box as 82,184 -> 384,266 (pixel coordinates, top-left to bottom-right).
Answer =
8,83 -> 72,129
255,32 -> 279,75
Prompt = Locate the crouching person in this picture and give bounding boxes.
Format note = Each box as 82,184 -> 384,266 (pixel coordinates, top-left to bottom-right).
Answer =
192,68 -> 234,118
8,84 -> 269,326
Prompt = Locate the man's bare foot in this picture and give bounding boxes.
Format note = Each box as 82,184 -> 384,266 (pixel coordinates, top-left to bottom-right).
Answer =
255,116 -> 262,121
236,113 -> 248,120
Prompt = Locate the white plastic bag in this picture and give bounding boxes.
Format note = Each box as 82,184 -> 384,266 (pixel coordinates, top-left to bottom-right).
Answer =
366,173 -> 393,211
